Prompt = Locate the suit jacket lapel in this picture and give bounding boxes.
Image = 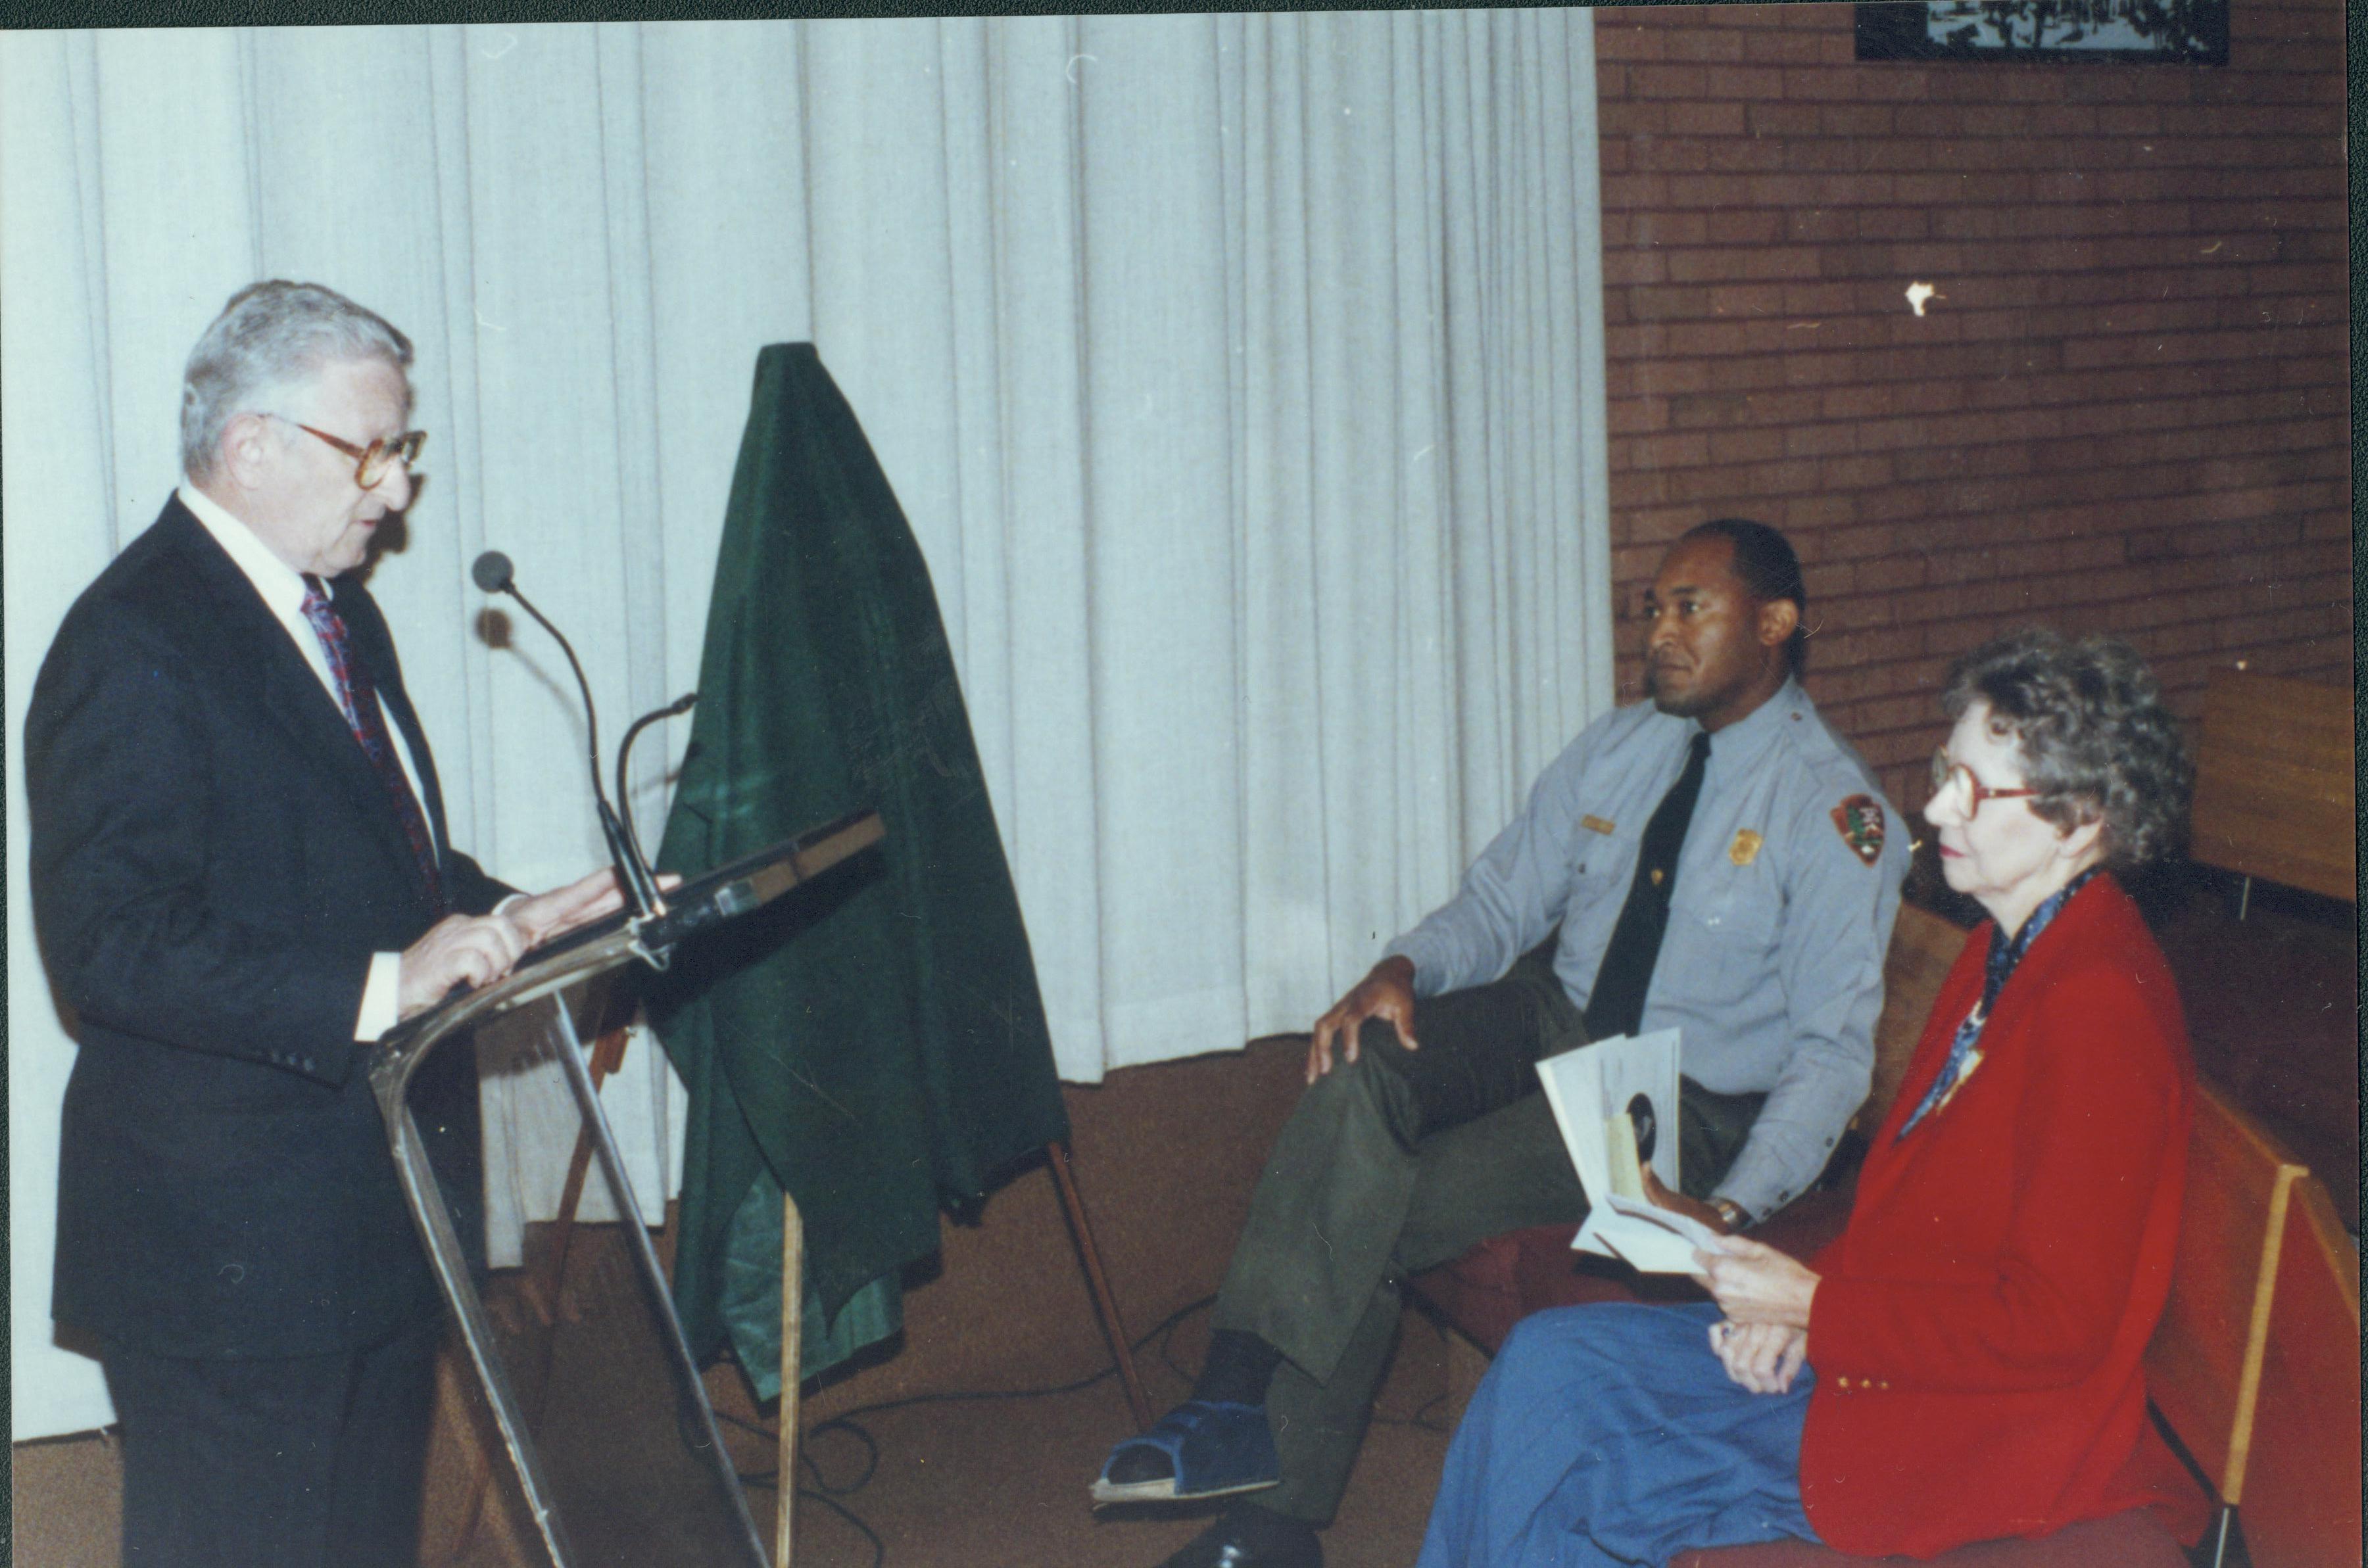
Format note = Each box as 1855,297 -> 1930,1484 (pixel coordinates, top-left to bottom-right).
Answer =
163,506 -> 440,909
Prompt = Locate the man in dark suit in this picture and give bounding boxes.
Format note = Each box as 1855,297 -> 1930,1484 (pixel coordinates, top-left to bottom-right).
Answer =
26,280 -> 625,1568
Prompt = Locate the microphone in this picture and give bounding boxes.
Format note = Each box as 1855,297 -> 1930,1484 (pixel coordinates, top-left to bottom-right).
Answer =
471,549 -> 665,923
616,691 -> 698,883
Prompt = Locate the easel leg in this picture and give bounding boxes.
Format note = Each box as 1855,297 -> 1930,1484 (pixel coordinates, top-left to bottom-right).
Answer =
536,1020 -> 635,1318
777,1195 -> 803,1567
1048,1141 -> 1155,1431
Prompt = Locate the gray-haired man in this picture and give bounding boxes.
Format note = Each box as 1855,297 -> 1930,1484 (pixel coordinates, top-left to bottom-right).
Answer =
28,280 -> 623,1567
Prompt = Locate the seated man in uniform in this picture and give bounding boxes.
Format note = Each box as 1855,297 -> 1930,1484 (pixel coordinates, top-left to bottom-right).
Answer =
1093,519 -> 1910,1568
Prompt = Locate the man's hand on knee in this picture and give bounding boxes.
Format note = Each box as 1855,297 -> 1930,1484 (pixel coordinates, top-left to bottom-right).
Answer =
1307,956 -> 1419,1083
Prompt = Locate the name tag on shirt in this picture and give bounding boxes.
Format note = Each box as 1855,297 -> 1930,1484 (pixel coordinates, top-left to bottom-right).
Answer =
1582,815 -> 1616,836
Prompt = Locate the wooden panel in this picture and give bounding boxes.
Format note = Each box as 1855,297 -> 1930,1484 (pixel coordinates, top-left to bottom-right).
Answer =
2189,670 -> 2356,903
2238,1176 -> 2363,1568
2141,1082 -> 2303,1503
1858,903 -> 1971,1131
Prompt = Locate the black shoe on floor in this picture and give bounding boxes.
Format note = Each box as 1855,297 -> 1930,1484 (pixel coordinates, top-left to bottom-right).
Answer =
1153,1506 -> 1323,1568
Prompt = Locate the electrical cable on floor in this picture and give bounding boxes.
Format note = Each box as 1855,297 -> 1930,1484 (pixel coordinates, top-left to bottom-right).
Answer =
1369,1312 -> 1456,1435
733,1466 -> 886,1568
721,1291 -> 1221,1567
1386,1385 -> 1452,1435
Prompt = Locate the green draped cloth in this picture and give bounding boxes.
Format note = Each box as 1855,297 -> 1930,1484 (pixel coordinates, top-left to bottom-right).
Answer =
649,344 -> 1070,1396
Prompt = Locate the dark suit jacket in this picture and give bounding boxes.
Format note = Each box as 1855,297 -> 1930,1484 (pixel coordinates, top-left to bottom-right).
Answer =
27,496 -> 508,1358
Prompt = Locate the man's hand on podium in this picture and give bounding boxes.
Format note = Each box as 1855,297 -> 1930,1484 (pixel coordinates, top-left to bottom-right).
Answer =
397,911 -> 527,1020
394,867 -> 683,1020
505,865 -> 630,949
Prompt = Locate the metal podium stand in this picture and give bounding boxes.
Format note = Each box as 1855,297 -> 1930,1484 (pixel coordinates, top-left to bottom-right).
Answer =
371,810 -> 883,1568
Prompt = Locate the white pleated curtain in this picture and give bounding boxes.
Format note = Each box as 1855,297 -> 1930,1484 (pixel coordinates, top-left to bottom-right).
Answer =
3,13 -> 1612,1439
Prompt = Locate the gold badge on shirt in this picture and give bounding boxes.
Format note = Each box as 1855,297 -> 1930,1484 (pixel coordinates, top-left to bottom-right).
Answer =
1581,815 -> 1616,836
1729,828 -> 1763,867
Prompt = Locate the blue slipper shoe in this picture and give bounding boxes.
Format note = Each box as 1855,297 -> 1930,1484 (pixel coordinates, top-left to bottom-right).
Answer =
1090,1399 -> 1281,1504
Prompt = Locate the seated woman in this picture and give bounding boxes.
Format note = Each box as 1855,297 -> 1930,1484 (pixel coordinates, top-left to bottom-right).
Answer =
1418,630 -> 2199,1566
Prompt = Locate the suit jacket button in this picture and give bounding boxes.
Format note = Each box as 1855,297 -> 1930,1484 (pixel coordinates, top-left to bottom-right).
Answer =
1835,1376 -> 1850,1390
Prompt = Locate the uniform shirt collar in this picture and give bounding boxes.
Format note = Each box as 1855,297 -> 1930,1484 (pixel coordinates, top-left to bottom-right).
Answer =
179,482 -> 314,621
1687,675 -> 1804,767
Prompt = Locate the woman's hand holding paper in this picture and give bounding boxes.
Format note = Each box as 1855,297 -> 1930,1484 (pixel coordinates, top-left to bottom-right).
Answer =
1699,1233 -> 1820,1328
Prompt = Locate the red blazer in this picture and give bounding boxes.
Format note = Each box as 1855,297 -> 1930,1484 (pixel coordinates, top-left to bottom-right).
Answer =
1798,876 -> 2193,1557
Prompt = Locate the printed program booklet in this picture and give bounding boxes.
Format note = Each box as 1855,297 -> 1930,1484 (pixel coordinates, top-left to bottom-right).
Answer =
1535,1028 -> 1731,1275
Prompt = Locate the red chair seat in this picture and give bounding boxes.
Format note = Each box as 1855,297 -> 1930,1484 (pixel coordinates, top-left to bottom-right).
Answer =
1408,1185 -> 1856,1353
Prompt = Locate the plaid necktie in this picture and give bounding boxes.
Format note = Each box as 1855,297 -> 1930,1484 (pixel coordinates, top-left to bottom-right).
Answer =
299,576 -> 445,910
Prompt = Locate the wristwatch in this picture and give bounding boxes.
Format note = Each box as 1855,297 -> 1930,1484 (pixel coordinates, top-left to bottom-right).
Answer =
1710,1197 -> 1749,1231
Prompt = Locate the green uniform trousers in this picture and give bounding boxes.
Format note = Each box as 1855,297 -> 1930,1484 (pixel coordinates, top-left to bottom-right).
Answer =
1211,947 -> 1763,1524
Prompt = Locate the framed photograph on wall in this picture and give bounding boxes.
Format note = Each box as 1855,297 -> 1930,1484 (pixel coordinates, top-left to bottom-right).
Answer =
1854,1 -> 2231,63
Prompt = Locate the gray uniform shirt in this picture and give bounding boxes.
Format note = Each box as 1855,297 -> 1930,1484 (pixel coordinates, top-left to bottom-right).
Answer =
1382,677 -> 1908,1222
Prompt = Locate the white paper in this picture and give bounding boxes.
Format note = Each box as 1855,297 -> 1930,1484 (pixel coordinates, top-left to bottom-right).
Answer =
1538,1028 -> 1718,1275
1572,1192 -> 1732,1275
1536,1027 -> 1682,1194
1535,1043 -> 1608,1202
1585,1027 -> 1683,1193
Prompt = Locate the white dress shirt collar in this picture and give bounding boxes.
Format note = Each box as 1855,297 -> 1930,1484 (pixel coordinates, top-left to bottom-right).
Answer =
179,482 -> 316,619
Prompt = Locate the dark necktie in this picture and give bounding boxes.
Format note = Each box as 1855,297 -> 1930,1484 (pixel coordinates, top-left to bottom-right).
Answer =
1583,730 -> 1710,1041
299,576 -> 445,910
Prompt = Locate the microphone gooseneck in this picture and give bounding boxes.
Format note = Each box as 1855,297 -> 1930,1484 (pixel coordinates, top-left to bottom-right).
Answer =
476,553 -> 664,923
616,692 -> 698,884
491,581 -> 602,805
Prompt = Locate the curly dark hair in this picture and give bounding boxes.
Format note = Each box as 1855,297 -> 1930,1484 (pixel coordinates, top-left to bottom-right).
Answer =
1940,629 -> 2192,871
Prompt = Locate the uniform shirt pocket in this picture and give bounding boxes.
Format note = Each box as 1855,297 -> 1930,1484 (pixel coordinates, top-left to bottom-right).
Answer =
1567,816 -> 1632,893
1693,857 -> 1781,949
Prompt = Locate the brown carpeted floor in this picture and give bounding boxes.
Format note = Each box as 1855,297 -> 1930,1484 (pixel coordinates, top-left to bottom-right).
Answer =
11,1035 -> 1457,1568
14,874 -> 2354,1568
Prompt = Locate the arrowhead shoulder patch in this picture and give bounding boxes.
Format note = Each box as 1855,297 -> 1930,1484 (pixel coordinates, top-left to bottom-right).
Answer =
1830,794 -> 1885,866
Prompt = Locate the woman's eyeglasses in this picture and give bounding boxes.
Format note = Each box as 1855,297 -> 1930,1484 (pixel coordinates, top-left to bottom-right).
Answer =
1929,749 -> 2039,818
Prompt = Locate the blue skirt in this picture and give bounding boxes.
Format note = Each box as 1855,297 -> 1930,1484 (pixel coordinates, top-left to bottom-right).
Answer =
1417,1302 -> 1820,1568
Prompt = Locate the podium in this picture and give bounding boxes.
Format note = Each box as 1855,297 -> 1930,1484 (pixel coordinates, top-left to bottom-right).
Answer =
371,811 -> 884,1568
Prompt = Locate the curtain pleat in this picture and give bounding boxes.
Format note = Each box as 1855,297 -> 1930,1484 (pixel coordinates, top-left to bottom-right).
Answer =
3,12 -> 1608,1440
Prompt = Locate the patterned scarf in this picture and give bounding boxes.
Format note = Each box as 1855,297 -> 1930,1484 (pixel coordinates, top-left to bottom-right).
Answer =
1897,865 -> 2106,1138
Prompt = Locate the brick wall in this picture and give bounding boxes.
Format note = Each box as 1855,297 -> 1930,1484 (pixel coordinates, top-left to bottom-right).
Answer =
1593,0 -> 2351,815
